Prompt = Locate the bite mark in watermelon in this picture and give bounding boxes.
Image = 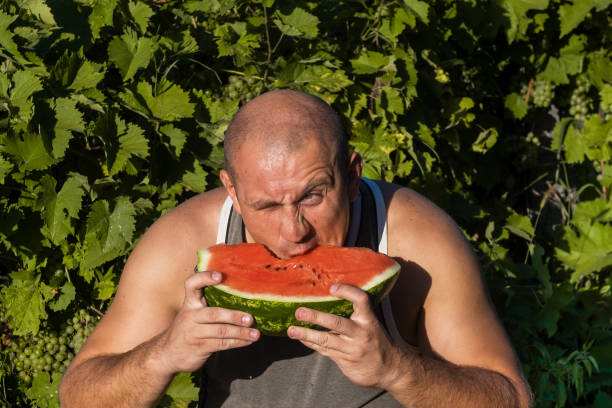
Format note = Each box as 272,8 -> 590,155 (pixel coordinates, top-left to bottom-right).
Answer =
196,243 -> 400,336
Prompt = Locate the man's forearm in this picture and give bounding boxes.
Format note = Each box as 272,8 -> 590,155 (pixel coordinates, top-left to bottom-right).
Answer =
386,346 -> 532,408
59,333 -> 173,408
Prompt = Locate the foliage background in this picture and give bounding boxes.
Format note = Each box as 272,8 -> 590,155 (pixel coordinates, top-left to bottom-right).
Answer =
0,0 -> 611,406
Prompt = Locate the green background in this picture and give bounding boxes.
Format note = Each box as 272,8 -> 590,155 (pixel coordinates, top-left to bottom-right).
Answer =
0,0 -> 611,406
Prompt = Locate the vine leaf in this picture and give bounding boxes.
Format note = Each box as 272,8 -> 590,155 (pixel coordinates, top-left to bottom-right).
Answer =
25,371 -> 61,408
129,1 -> 154,34
495,0 -> 549,43
39,175 -> 84,245
504,93 -> 528,119
10,70 -> 43,121
49,281 -> 76,312
1,277 -> 47,336
162,373 -> 199,406
273,7 -> 319,39
108,29 -> 158,82
540,35 -> 586,84
52,97 -> 84,159
402,0 -> 429,24
350,51 -> 390,74
80,197 -> 136,279
22,0 -> 56,26
3,131 -> 54,171
138,80 -> 195,122
160,124 -> 187,158
88,0 -> 119,40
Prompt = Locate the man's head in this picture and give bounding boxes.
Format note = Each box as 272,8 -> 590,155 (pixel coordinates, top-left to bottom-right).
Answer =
219,89 -> 362,259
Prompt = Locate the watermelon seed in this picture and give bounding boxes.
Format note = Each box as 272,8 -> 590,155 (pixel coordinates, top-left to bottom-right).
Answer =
311,282 -> 316,286
274,267 -> 281,271
265,264 -> 271,269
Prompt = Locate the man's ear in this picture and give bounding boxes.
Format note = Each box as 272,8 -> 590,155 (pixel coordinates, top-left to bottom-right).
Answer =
346,152 -> 363,202
219,169 -> 242,214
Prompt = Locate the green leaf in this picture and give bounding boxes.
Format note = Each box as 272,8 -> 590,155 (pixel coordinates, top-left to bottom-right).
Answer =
504,92 -> 528,119
587,50 -> 612,90
556,200 -> 612,281
1,278 -> 46,335
129,1 -> 154,34
164,372 -> 199,405
137,80 -> 195,122
39,175 -> 84,245
49,281 -> 75,312
3,131 -> 54,171
53,97 -> 84,159
108,29 -> 158,81
160,124 -> 187,158
540,35 -> 586,84
182,159 -> 208,193
558,0 -> 595,38
25,371 -> 61,408
294,65 -> 353,93
380,8 -> 415,41
582,115 -> 612,161
22,0 -> 57,26
472,128 -> 499,153
350,51 -> 390,74
10,70 -> 43,121
274,7 -> 319,39
563,122 -> 588,163
504,212 -> 535,241
214,22 -> 260,67
97,112 -> 149,176
0,154 -> 14,183
0,12 -> 23,61
88,0 -> 119,39
81,197 -> 136,275
69,59 -> 106,91
495,0 -> 549,43
95,268 -> 117,300
402,0 -> 429,24
537,283 -> 574,337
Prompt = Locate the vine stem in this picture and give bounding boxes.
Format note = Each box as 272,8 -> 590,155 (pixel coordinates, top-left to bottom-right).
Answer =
263,6 -> 272,63
524,77 -> 534,103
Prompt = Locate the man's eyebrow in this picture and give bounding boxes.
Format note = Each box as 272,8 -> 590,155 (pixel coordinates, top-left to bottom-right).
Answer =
248,176 -> 334,210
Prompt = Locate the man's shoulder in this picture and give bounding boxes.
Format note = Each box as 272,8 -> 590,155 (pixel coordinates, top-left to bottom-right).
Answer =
152,187 -> 229,240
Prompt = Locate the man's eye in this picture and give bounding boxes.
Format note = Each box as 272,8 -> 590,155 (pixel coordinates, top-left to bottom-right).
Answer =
302,193 -> 323,204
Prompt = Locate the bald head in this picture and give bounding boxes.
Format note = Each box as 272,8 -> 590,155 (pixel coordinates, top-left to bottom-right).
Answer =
223,90 -> 349,181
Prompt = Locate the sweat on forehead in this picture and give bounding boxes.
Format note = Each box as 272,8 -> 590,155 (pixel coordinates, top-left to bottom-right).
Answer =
224,90 -> 347,177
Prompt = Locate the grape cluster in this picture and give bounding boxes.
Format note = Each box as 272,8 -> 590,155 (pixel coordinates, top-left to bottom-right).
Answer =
532,80 -> 555,108
569,77 -> 592,121
8,309 -> 97,385
223,75 -> 264,102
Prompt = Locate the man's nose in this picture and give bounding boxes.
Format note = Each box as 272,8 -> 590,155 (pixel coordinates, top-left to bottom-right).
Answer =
280,206 -> 311,243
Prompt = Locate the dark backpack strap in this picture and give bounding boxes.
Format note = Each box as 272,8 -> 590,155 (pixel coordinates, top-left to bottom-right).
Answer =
355,180 -> 379,251
225,206 -> 246,244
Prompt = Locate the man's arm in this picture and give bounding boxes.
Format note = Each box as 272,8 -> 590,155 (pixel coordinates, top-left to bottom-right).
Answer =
59,190 -> 260,407
288,184 -> 532,407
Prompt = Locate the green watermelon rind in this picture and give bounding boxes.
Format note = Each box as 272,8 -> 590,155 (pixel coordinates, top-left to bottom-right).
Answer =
203,272 -> 399,336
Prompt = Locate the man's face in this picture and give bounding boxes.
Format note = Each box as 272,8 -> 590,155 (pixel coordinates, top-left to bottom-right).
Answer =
221,137 -> 360,259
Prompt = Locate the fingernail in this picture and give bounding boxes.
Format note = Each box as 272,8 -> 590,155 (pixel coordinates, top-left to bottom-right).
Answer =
212,271 -> 221,281
249,329 -> 259,340
242,315 -> 251,325
330,283 -> 339,293
287,327 -> 297,338
296,308 -> 306,320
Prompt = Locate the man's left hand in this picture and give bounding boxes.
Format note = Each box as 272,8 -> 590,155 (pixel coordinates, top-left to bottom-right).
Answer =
287,283 -> 404,390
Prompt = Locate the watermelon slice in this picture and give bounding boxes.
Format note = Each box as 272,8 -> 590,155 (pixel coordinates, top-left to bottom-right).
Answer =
196,243 -> 400,336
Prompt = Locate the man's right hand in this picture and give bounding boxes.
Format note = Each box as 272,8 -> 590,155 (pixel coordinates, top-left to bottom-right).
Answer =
156,271 -> 261,374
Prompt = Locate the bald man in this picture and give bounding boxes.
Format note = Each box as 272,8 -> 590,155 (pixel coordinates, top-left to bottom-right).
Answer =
59,90 -> 532,407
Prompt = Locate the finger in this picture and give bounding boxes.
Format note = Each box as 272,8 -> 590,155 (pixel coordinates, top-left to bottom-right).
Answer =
193,307 -> 255,327
287,325 -> 347,355
191,323 -> 260,342
330,283 -> 373,320
294,307 -> 357,337
183,271 -> 222,308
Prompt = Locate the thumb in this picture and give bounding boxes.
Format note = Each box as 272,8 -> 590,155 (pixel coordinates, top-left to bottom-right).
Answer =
183,271 -> 222,309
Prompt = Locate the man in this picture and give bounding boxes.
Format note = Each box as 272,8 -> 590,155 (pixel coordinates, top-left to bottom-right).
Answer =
59,90 -> 532,407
